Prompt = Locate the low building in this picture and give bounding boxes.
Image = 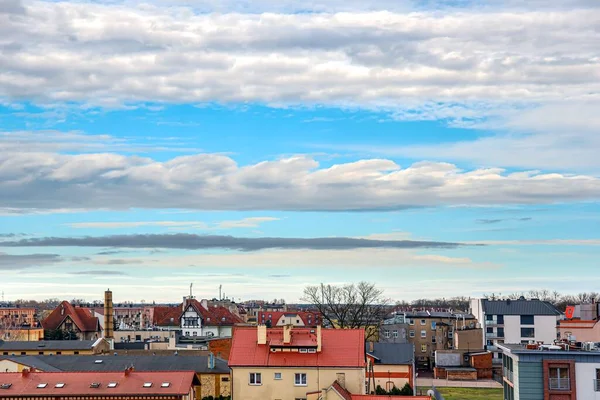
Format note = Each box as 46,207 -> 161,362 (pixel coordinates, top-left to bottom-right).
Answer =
257,311 -> 322,327
1,328 -> 44,341
307,380 -> 430,400
366,342 -> 415,393
434,350 -> 492,380
228,325 -> 366,400
0,339 -> 110,357
0,355 -> 230,399
558,302 -> 600,343
0,306 -> 38,330
453,327 -> 484,350
0,369 -> 198,400
42,301 -> 101,340
499,342 -> 600,400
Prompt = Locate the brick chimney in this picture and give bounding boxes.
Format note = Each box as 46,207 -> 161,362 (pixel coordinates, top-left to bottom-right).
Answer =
104,289 -> 114,340
316,325 -> 322,352
124,366 -> 135,376
257,325 -> 267,345
369,341 -> 374,353
283,324 -> 292,344
21,369 -> 30,377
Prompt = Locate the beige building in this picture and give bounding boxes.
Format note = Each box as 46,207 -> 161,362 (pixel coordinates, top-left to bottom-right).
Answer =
453,327 -> 484,350
228,326 -> 366,400
365,342 -> 415,393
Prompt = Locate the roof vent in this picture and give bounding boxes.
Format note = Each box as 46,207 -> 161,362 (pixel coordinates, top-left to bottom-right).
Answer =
1,384 -> 12,389
95,360 -> 103,364
90,383 -> 101,388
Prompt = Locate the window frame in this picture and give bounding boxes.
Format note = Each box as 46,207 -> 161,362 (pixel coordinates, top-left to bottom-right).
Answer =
421,330 -> 427,338
249,372 -> 262,386
294,373 -> 307,386
274,372 -> 282,380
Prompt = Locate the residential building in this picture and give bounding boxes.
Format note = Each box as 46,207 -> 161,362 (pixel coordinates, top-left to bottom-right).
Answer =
257,311 -> 322,327
41,301 -> 101,340
228,325 -> 366,400
365,342 -> 415,393
0,306 -> 38,329
0,369 -> 198,400
453,327 -> 484,350
0,355 -> 231,399
242,301 -> 287,324
0,339 -> 110,357
470,297 -> 562,365
1,328 -> 44,342
558,302 -> 600,342
379,314 -> 409,344
389,311 -> 476,370
180,297 -> 244,338
434,350 -> 492,380
307,380 -> 430,400
499,342 -> 600,400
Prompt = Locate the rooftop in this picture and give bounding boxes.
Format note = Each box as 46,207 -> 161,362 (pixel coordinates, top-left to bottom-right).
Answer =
0,340 -> 100,351
480,298 -> 561,316
367,343 -> 414,365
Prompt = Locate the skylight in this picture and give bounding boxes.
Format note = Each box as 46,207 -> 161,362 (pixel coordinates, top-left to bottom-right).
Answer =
143,383 -> 153,388
107,382 -> 118,388
37,384 -> 48,389
94,360 -> 103,364
161,382 -> 171,388
0,384 -> 12,390
90,383 -> 101,388
55,383 -> 65,388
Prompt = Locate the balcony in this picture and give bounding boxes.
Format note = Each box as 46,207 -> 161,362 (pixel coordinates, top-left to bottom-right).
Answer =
485,320 -> 503,326
503,367 -> 513,383
549,378 -> 570,391
594,380 -> 600,392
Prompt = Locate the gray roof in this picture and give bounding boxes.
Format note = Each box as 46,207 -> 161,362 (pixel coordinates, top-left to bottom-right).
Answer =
0,355 -> 62,372
0,340 -> 97,351
367,343 -> 414,365
0,355 -> 230,374
481,299 -> 561,316
405,311 -> 475,319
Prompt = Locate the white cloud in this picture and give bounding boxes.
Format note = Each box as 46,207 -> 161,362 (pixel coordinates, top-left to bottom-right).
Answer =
66,217 -> 279,229
1,150 -> 600,211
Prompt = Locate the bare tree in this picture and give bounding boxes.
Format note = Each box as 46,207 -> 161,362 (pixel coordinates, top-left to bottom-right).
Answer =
302,282 -> 390,340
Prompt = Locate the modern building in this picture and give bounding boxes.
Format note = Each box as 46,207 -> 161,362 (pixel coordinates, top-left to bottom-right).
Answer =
0,369 -> 198,400
0,355 -> 231,399
365,342 -> 415,393
0,339 -> 110,357
42,301 -> 101,340
499,342 -> 600,400
470,297 -> 562,364
228,325 -> 366,400
558,302 -> 600,342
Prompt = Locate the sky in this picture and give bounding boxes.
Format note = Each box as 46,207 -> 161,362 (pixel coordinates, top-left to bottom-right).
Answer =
1,0 -> 600,303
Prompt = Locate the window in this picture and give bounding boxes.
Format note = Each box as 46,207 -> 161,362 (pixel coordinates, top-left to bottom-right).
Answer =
55,383 -> 65,388
432,336 -> 436,344
421,344 -> 427,352
161,383 -> 171,388
299,348 -> 308,353
294,373 -> 307,386
90,383 -> 101,388
222,377 -> 230,382
384,330 -> 391,338
521,328 -> 535,338
520,315 -> 534,325
595,369 -> 600,392
420,319 -> 426,325
74,351 -> 79,355
393,330 -> 398,338
409,330 -> 415,338
487,327 -> 494,333
448,331 -> 453,339
56,352 -> 61,355
409,319 -> 414,326
249,373 -> 262,385
497,315 -> 504,324
274,372 -> 282,380
421,330 -> 427,338
143,383 -> 153,388
486,314 -> 493,321
548,367 -> 570,390
37,384 -> 48,389
431,321 -> 436,330
308,348 -> 316,353
497,327 -> 505,338
107,383 -> 118,388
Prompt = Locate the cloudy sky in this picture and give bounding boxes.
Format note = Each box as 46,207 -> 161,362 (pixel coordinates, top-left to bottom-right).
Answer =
1,0 -> 599,303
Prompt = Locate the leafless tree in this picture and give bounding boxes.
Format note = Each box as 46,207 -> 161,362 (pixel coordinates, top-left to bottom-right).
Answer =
302,282 -> 390,340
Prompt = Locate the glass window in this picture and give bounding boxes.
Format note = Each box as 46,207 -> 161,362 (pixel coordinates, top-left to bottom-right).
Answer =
520,315 -> 534,325
486,314 -> 493,321
420,319 -> 426,325
521,328 -> 535,338
409,319 -> 414,325
421,330 -> 427,338
294,373 -> 307,386
595,369 -> 600,392
421,344 -> 427,352
249,373 -> 262,385
548,367 -> 569,390
393,330 -> 398,338
409,330 -> 415,338
487,327 -> 494,333
274,372 -> 282,380
431,321 -> 436,330
497,315 -> 504,324
384,330 -> 390,338
498,328 -> 504,338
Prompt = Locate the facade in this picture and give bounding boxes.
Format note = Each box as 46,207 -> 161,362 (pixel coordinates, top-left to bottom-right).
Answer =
385,311 -> 476,370
0,369 -> 198,400
499,342 -> 600,400
558,302 -> 600,342
0,355 -> 230,399
434,350 -> 492,380
0,339 -> 110,357
0,307 -> 37,330
42,301 -> 101,340
180,297 -> 244,338
470,297 -> 562,364
453,327 -> 484,350
365,342 -> 415,393
307,381 -> 429,400
1,328 -> 44,341
228,325 -> 366,400
257,311 -> 322,327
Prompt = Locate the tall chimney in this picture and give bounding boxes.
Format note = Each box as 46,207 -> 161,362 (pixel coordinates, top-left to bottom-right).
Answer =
257,325 -> 267,345
316,325 -> 322,352
104,289 -> 114,339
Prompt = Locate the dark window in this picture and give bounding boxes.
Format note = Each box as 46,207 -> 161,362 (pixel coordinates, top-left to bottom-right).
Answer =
56,352 -> 61,355
520,315 -> 534,325
486,314 -> 493,321
521,328 -> 535,338
497,315 -> 504,324
20,352 -> 26,355
497,327 -> 505,338
74,351 -> 79,355
487,327 -> 494,333
39,352 -> 44,355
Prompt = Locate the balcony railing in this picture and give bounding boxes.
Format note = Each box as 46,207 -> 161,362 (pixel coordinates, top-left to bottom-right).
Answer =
549,378 -> 570,390
503,367 -> 513,382
594,380 -> 600,392
485,320 -> 503,326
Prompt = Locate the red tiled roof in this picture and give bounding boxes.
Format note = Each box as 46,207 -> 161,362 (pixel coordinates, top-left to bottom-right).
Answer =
41,301 -> 99,333
0,371 -> 196,397
228,327 -> 365,368
257,311 -> 322,326
153,306 -> 181,327
185,300 -> 243,326
332,381 -> 352,400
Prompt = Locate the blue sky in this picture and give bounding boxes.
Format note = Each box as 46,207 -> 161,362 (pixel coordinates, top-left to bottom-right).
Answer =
1,0 -> 600,303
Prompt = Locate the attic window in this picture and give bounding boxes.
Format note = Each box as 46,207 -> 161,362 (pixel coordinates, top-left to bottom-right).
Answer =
143,383 -> 153,388
222,317 -> 226,321
37,384 -> 48,389
94,360 -> 103,364
107,382 -> 118,388
90,383 -> 101,388
161,382 -> 171,388
308,348 -> 317,353
1,384 -> 12,389
299,348 -> 308,353
55,383 -> 65,388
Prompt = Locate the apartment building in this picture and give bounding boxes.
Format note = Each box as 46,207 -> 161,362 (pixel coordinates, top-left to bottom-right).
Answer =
0,306 -> 37,329
558,302 -> 600,342
470,297 -> 562,364
499,342 -> 600,400
228,325 -> 366,400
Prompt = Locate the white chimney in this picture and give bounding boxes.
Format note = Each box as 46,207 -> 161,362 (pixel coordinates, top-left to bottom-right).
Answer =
257,325 -> 267,345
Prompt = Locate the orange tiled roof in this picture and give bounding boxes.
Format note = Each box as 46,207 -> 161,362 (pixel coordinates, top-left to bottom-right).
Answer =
228,327 -> 365,368
184,300 -> 243,326
257,311 -> 322,326
41,301 -> 99,333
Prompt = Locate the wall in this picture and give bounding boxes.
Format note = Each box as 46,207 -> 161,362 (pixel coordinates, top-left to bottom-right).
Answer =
517,361 -> 544,400
575,362 -> 600,400
504,316 -> 523,344
1,349 -> 94,356
198,373 -> 230,399
454,329 -> 483,350
435,352 -> 462,367
231,367 -> 365,400
1,329 -> 44,341
370,364 -> 411,392
558,321 -> 600,342
534,316 -> 558,344
0,359 -> 22,372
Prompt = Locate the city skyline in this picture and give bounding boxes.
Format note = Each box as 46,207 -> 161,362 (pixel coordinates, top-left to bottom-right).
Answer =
1,0 -> 599,302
